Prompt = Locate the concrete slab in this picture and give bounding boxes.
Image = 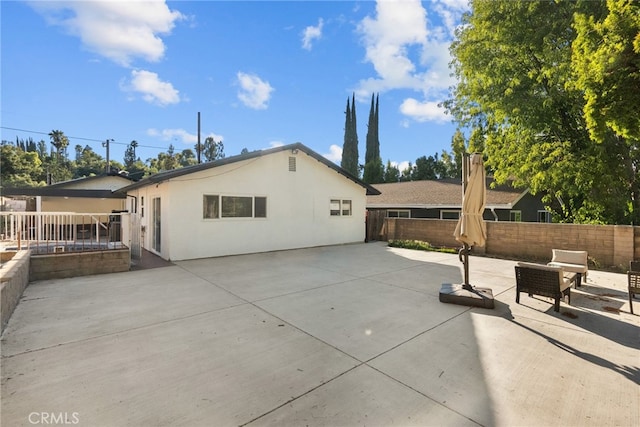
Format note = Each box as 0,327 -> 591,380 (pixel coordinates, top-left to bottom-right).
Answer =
254,364 -> 478,426
370,298 -> 639,426
2,266 -> 244,356
256,278 -> 470,362
1,242 -> 638,426
1,304 -> 359,426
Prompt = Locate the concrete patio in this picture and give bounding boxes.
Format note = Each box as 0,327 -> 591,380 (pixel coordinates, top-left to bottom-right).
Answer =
1,242 -> 638,426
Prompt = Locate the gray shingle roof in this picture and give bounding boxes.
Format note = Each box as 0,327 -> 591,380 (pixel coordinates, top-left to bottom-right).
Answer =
367,179 -> 526,208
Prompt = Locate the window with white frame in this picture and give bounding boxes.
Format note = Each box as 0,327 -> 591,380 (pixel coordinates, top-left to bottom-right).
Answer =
538,210 -> 552,223
440,210 -> 460,220
203,195 -> 267,219
510,210 -> 522,222
387,210 -> 410,218
330,199 -> 352,216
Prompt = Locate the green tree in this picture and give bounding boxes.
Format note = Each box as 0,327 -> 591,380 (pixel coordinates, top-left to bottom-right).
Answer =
341,94 -> 359,176
363,93 -> 383,183
48,129 -> 69,161
572,0 -> 640,143
0,143 -> 45,187
412,155 -> 438,180
445,0 -> 637,224
74,145 -> 106,177
201,137 -> 225,162
149,145 -> 179,172
124,140 -> 139,168
177,149 -> 197,167
383,160 -> 400,183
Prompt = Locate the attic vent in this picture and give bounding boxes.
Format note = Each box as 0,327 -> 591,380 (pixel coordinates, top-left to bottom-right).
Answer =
288,156 -> 296,172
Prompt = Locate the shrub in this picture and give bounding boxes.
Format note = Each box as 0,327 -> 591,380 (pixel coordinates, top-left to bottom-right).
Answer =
388,240 -> 458,254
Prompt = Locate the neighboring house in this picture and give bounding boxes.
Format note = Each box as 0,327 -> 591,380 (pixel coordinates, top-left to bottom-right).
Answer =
367,179 -> 551,222
1,174 -> 131,213
117,143 -> 380,261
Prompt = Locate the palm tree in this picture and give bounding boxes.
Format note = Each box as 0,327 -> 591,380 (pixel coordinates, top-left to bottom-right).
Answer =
48,130 -> 69,161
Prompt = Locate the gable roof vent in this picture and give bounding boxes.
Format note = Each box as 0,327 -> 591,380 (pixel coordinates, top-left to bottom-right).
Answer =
288,156 -> 296,172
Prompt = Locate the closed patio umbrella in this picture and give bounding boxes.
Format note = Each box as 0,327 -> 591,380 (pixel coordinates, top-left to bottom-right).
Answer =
454,153 -> 486,248
440,153 -> 494,308
454,153 -> 486,289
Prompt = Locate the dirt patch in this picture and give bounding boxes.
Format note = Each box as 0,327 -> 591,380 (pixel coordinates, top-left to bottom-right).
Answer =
602,306 -> 620,313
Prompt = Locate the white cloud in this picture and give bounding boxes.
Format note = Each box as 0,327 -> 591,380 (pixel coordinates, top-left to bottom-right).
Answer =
205,132 -> 224,142
399,98 -> 449,123
356,0 -> 428,91
323,144 -> 342,163
355,0 -> 464,124
391,160 -> 411,172
30,0 -> 184,67
301,18 -> 324,50
268,141 -> 285,148
122,69 -> 181,106
147,128 -> 196,144
236,72 -> 274,110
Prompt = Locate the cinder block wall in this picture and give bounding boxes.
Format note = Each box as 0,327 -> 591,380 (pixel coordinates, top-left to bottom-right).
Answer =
384,218 -> 639,269
30,249 -> 130,282
1,250 -> 31,334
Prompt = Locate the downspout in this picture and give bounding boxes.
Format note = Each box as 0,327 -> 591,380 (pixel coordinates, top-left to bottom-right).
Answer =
490,207 -> 499,221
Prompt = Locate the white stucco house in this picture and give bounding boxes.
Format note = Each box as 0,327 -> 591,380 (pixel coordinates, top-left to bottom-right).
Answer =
117,143 -> 379,261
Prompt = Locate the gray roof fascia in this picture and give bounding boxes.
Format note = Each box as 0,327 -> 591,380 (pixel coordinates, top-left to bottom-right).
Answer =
1,188 -> 125,199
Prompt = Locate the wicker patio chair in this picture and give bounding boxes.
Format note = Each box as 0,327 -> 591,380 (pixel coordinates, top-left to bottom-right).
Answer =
629,261 -> 640,315
515,262 -> 572,312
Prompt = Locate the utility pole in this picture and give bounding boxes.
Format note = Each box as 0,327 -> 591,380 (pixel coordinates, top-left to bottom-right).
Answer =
197,112 -> 201,164
102,139 -> 112,174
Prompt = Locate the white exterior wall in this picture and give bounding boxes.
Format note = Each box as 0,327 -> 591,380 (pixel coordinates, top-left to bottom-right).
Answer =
130,150 -> 366,261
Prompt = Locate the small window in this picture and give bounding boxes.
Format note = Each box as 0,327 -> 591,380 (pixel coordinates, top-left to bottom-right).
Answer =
342,200 -> 352,216
222,196 -> 253,218
330,199 -> 352,216
330,199 -> 341,216
510,210 -> 522,222
538,210 -> 551,223
203,195 -> 219,219
141,196 -> 145,218
255,197 -> 267,218
387,210 -> 410,218
288,157 -> 296,172
440,210 -> 460,220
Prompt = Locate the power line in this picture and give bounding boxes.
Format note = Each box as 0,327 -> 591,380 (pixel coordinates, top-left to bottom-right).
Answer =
0,126 -> 173,150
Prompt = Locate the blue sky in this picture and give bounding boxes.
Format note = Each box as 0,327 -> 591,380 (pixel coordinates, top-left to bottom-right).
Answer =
1,0 -> 468,172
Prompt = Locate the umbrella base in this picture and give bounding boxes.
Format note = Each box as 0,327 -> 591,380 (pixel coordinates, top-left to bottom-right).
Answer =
439,283 -> 495,309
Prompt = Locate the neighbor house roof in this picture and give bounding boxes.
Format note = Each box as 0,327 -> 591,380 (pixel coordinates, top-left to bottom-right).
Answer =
45,173 -> 134,190
367,179 -> 527,209
118,142 -> 381,196
1,173 -> 132,199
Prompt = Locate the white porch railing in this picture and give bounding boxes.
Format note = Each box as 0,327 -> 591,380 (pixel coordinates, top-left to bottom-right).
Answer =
0,212 -> 129,254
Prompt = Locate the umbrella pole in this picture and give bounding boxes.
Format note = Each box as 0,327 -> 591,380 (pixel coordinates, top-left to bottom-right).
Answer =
460,154 -> 472,290
459,243 -> 471,290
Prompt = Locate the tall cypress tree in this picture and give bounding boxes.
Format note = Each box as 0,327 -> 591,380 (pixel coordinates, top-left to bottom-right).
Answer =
363,93 -> 383,183
341,94 -> 359,176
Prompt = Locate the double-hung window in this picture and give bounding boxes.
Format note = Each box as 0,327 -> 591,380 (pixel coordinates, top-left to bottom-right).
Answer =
330,199 -> 352,216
